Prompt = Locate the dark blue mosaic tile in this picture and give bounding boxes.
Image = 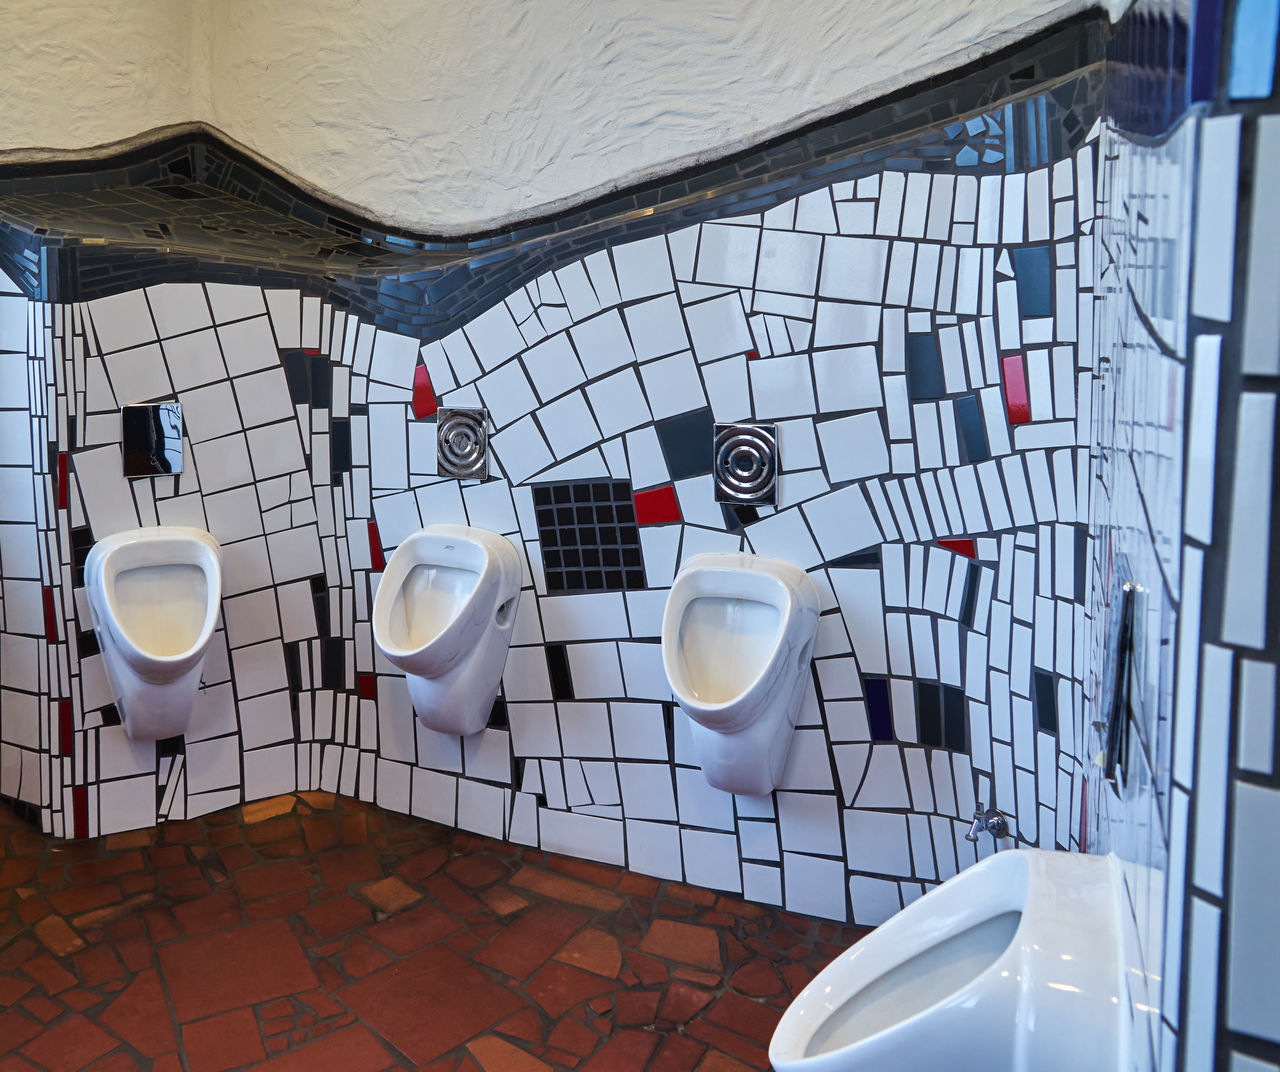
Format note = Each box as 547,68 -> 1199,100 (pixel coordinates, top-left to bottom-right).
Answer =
656,409 -> 715,482
1011,245 -> 1053,317
955,394 -> 992,464
864,678 -> 895,742
1034,668 -> 1059,734
906,334 -> 946,400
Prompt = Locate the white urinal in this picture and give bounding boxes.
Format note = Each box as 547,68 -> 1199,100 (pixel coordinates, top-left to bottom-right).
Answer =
371,524 -> 522,736
769,848 -> 1131,1072
85,526 -> 222,741
661,552 -> 820,795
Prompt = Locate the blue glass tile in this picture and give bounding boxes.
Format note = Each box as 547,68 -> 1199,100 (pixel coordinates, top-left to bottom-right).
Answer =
1034,669 -> 1059,734
955,146 -> 980,167
955,394 -> 991,464
1011,246 -> 1053,317
1189,0 -> 1225,101
906,334 -> 947,400
1229,0 -> 1280,97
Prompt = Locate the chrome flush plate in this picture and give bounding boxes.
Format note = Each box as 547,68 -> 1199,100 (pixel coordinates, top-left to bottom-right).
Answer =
437,407 -> 489,480
713,422 -> 778,506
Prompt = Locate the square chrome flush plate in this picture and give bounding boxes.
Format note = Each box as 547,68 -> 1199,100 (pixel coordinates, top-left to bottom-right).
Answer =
437,407 -> 489,480
713,422 -> 778,506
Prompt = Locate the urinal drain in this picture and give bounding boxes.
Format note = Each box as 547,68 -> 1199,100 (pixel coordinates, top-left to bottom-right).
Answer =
713,423 -> 778,505
437,407 -> 489,480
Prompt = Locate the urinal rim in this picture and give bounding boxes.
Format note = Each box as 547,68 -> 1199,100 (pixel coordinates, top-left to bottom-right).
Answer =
372,524 -> 521,663
661,552 -> 818,717
769,849 -> 1033,1068
86,526 -> 223,668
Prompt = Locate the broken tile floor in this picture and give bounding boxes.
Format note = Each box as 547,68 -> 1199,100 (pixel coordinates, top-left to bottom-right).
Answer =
0,793 -> 871,1071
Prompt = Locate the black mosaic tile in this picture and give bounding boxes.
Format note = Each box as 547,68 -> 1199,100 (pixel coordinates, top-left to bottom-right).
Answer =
330,419 -> 352,476
905,334 -> 946,400
943,685 -> 968,752
77,627 -> 100,660
917,683 -> 944,747
955,394 -> 991,464
310,574 -> 330,638
533,480 -> 644,594
656,408 -> 714,481
70,527 -> 93,587
828,548 -> 883,569
489,694 -> 508,730
960,563 -> 981,629
864,677 -> 895,742
546,643 -> 574,702
100,704 -> 121,727
156,735 -> 184,759
320,637 -> 345,691
1034,669 -> 1059,734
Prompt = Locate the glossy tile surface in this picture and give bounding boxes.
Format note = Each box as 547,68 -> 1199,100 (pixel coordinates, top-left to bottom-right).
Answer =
0,793 -> 869,1071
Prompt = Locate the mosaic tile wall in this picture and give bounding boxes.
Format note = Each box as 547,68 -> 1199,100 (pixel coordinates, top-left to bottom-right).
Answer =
0,3 -> 1278,1069
0,111 -> 1108,939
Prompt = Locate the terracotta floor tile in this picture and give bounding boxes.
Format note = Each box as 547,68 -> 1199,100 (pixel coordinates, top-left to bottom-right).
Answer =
547,1015 -> 598,1056
254,1024 -> 396,1072
21,951 -> 77,994
300,894 -> 371,938
317,847 -> 381,886
578,1029 -> 660,1071
639,920 -> 721,970
694,1052 -> 758,1072
237,861 -> 316,901
85,1053 -> 144,1071
158,919 -> 317,1021
445,855 -> 508,889
467,1035 -> 553,1072
660,982 -> 715,1023
242,795 -> 296,825
172,891 -> 242,936
395,844 -> 449,883
527,962 -> 620,1019
48,883 -> 121,917
509,867 -> 624,911
0,1009 -> 42,1054
0,1057 -> 41,1072
100,969 -> 179,1058
478,885 -> 529,917
32,914 -> 85,956
343,936 -> 393,978
74,943 -> 125,986
363,901 -> 460,955
651,1034 -> 707,1072
341,946 -> 524,1065
0,859 -> 38,889
422,874 -> 482,915
19,1012 -> 116,1072
358,875 -> 421,914
553,927 -> 622,979
0,975 -> 33,1005
703,992 -> 779,1047
496,1007 -> 545,1045
475,902 -> 588,979
20,993 -> 61,1023
181,1007 -> 266,1072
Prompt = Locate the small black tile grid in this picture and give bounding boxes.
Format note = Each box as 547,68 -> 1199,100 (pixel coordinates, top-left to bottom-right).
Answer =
533,481 -> 645,594
0,15 -> 1107,335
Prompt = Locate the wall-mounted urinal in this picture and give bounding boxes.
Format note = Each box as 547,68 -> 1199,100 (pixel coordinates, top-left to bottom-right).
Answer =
770,848 -> 1131,1072
85,526 -> 222,741
661,552 -> 820,795
371,524 -> 522,736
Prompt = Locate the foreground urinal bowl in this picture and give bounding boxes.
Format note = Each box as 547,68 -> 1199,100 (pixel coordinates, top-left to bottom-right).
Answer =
769,848 -> 1130,1072
85,526 -> 222,741
661,552 -> 820,795
371,523 -> 522,736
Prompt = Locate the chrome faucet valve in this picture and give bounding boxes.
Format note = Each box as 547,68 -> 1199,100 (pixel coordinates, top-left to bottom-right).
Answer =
965,802 -> 1010,843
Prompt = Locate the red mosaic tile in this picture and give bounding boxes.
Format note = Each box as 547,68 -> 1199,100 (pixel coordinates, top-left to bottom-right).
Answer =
633,485 -> 682,526
340,946 -> 524,1065
1001,353 -> 1032,424
158,919 -> 317,1022
367,521 -> 386,573
181,1008 -> 266,1072
19,1012 -> 116,1072
413,363 -> 439,420
937,537 -> 978,558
